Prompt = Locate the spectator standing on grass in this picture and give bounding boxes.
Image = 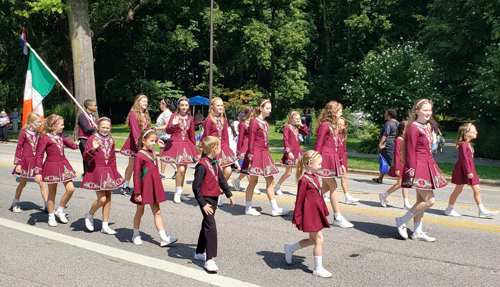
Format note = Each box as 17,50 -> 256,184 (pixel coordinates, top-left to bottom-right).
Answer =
302,108 -> 313,147
0,111 -> 11,143
11,108 -> 19,132
372,109 -> 399,184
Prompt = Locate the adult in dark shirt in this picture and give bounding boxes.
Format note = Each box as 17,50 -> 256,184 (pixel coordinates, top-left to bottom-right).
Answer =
301,108 -> 313,146
77,99 -> 98,177
373,109 -> 399,184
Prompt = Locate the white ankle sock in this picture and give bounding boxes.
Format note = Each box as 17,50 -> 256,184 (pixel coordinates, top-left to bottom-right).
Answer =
124,180 -> 130,188
44,201 -> 48,208
245,201 -> 252,212
289,241 -> 302,253
102,222 -> 108,229
404,198 -> 410,206
313,255 -> 323,270
159,229 -> 168,241
48,213 -> 55,220
400,210 -> 415,225
133,228 -> 140,237
87,213 -> 94,219
234,178 -> 240,183
333,212 -> 341,220
275,183 -> 281,190
478,204 -> 487,212
175,186 -> 183,195
446,204 -> 454,210
57,206 -> 64,213
269,199 -> 279,212
13,199 -> 19,204
383,191 -> 389,198
414,221 -> 423,234
345,192 -> 351,198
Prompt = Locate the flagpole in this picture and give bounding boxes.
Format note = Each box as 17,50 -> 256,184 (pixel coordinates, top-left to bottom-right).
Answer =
26,43 -> 91,123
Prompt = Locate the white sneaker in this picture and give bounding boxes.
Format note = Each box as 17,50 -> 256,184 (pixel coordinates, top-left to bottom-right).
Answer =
231,179 -> 241,191
217,197 -> 224,207
345,195 -> 359,205
271,208 -> 290,217
284,244 -> 293,264
253,189 -> 261,195
180,194 -> 190,201
323,195 -> 331,204
379,194 -> 388,208
403,202 -> 412,210
204,259 -> 219,272
313,267 -> 333,278
84,212 -> 94,232
160,236 -> 178,247
274,185 -> 283,195
332,214 -> 354,228
55,209 -> 68,224
395,217 -> 408,239
173,192 -> 181,204
245,208 -> 261,216
194,253 -> 206,261
478,210 -> 499,218
132,235 -> 143,245
444,208 -> 461,217
411,232 -> 436,242
11,202 -> 22,213
48,217 -> 57,227
101,227 -> 117,235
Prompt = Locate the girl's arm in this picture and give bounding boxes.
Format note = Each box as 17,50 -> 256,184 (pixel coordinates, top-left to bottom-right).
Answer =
62,135 -> 78,149
34,137 -> 48,174
189,116 -> 196,145
236,122 -> 246,152
283,126 -> 292,154
83,135 -> 97,161
13,131 -> 25,165
393,139 -> 403,172
129,111 -> 141,145
132,155 -> 142,195
221,119 -> 229,143
299,123 -> 309,136
313,123 -> 326,154
247,120 -> 256,161
165,113 -> 178,134
292,179 -> 306,227
199,117 -> 212,143
404,126 -> 418,176
460,142 -> 474,175
110,139 -> 117,167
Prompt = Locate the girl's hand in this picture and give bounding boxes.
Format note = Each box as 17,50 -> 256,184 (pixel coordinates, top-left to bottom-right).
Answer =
341,165 -> 346,174
229,196 -> 235,207
288,153 -> 294,161
134,194 -> 142,203
35,174 -> 42,183
172,115 -> 181,126
203,204 -> 214,215
467,173 -> 474,179
395,170 -> 400,177
158,139 -> 165,148
75,140 -> 80,146
15,165 -> 21,173
92,137 -> 100,150
292,223 -> 297,228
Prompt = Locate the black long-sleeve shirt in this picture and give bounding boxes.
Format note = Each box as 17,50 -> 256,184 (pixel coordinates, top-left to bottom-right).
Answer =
78,112 -> 97,137
192,156 -> 233,207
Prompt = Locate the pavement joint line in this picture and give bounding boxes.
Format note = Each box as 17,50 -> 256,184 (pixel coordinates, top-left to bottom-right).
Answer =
0,218 -> 260,287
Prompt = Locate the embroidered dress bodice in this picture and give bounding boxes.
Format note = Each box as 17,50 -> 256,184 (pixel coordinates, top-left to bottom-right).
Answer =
413,121 -> 433,155
26,129 -> 40,156
48,133 -> 64,156
303,173 -> 321,195
256,118 -> 269,147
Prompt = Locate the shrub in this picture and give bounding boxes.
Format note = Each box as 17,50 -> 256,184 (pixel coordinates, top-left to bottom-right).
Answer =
473,122 -> 500,160
46,102 -> 76,131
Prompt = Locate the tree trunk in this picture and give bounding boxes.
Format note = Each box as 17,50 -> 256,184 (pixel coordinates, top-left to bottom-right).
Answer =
67,0 -> 97,140
322,0 -> 331,80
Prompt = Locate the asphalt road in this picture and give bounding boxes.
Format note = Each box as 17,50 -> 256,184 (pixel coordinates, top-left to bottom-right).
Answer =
0,143 -> 499,286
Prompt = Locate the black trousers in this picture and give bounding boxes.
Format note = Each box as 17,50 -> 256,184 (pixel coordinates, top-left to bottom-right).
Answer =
79,139 -> 89,176
196,196 -> 218,260
0,125 -> 8,142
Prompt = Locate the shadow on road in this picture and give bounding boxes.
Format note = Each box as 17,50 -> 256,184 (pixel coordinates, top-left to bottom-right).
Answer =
256,250 -> 311,274
350,220 -> 411,240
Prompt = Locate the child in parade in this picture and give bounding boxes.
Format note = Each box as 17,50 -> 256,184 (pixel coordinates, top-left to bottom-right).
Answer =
444,123 -> 499,218
231,106 -> 252,192
337,117 -> 360,204
378,120 -> 412,210
131,129 -> 178,247
240,99 -> 290,217
81,117 -> 125,234
192,136 -> 235,272
285,150 -> 332,278
120,94 -> 151,196
314,101 -> 353,228
396,99 -> 448,242
161,97 -> 200,203
11,112 -> 48,212
155,98 -> 177,179
275,111 -> 309,195
34,114 -> 79,227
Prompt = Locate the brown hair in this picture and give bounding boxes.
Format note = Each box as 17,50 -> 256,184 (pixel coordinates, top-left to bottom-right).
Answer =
208,97 -> 225,125
252,99 -> 271,119
22,112 -> 41,131
402,99 -> 433,165
285,111 -> 301,126
126,94 -> 151,131
201,135 -> 221,154
395,120 -> 407,138
40,114 -> 63,136
137,129 -> 157,150
339,117 -> 348,139
456,123 -> 474,149
296,150 -> 322,183
315,101 -> 342,134
175,97 -> 192,116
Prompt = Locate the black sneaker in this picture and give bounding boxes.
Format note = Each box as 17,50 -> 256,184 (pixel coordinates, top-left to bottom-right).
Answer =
121,186 -> 131,196
171,171 -> 177,179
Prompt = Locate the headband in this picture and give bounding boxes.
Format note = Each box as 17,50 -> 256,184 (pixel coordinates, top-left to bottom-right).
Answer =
162,99 -> 166,106
307,151 -> 319,165
260,99 -> 270,107
289,111 -> 299,120
179,97 -> 190,104
466,123 -> 471,132
143,129 -> 155,139
52,116 -> 60,126
415,99 -> 428,107
335,104 -> 341,112
212,97 -> 222,104
98,117 -> 111,124
137,95 -> 146,102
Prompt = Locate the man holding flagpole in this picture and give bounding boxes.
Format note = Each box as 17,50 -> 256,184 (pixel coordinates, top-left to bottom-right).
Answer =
78,99 -> 98,177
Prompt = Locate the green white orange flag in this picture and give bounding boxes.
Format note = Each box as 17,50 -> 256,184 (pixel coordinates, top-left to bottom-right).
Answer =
22,50 -> 56,126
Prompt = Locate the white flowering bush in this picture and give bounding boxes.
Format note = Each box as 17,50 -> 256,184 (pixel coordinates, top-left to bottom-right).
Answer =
343,42 -> 444,125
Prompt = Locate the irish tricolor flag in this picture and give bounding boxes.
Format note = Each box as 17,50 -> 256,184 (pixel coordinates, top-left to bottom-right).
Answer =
22,49 -> 56,126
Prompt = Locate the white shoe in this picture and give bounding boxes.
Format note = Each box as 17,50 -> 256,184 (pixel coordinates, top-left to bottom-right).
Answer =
478,210 -> 499,218
245,208 -> 261,216
271,208 -> 290,217
284,244 -> 293,264
345,196 -> 359,205
84,213 -> 94,232
217,197 -> 224,207
379,194 -> 388,208
332,214 -> 354,228
55,210 -> 68,224
11,202 -> 21,213
160,236 -> 178,247
323,195 -> 331,204
253,189 -> 261,195
132,235 -> 143,245
313,267 -> 333,278
411,232 -> 436,242
48,217 -> 57,227
403,202 -> 412,210
194,253 -> 206,261
231,179 -> 241,191
395,217 -> 408,239
204,259 -> 219,272
173,192 -> 181,204
274,186 -> 283,195
444,208 -> 461,217
101,227 -> 117,235
181,194 -> 191,201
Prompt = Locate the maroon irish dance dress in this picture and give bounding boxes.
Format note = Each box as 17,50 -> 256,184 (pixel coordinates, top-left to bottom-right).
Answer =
388,137 -> 403,178
314,122 -> 345,178
401,122 -> 447,189
131,149 -> 167,205
160,113 -> 200,164
236,120 -> 250,160
281,124 -> 308,166
292,173 -> 330,232
452,142 -> 480,186
13,129 -> 40,178
120,111 -> 148,157
81,133 -> 125,191
201,116 -> 238,166
240,117 -> 279,177
35,133 -> 78,183
339,133 -> 348,170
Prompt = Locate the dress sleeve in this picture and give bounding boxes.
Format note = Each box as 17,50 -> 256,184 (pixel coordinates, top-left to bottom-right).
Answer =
404,126 -> 418,176
299,124 -> 309,136
83,135 -> 98,161
35,137 -> 48,174
189,116 -> 196,145
192,163 -> 208,207
133,154 -> 142,195
292,178 -> 306,227
313,123 -> 327,154
62,135 -> 78,149
110,139 -> 117,167
237,122 -> 246,153
221,119 -> 229,143
129,112 -> 141,145
461,143 -> 474,175
283,126 -> 291,154
200,117 -> 212,143
14,131 -> 24,165
393,139 -> 403,172
247,120 -> 257,161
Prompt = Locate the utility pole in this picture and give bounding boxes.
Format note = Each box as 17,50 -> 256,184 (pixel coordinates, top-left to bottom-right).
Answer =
209,0 -> 214,103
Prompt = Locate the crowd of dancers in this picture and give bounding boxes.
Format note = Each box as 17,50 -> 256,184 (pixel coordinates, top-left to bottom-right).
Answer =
9,96 -> 498,277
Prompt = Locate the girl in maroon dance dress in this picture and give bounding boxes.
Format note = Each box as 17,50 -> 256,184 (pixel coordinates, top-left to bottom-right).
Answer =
444,123 -> 498,218
10,112 -> 48,213
378,120 -> 411,210
240,99 -> 289,217
35,114 -> 79,227
131,129 -> 178,247
337,117 -> 360,205
81,117 -> 125,234
160,97 -> 200,203
231,106 -> 253,192
120,94 -> 151,196
314,101 -> 352,228
396,99 -> 447,242
285,150 -> 332,278
275,111 -> 308,195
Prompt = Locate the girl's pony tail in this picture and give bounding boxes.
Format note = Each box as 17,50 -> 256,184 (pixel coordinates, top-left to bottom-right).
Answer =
296,156 -> 305,183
